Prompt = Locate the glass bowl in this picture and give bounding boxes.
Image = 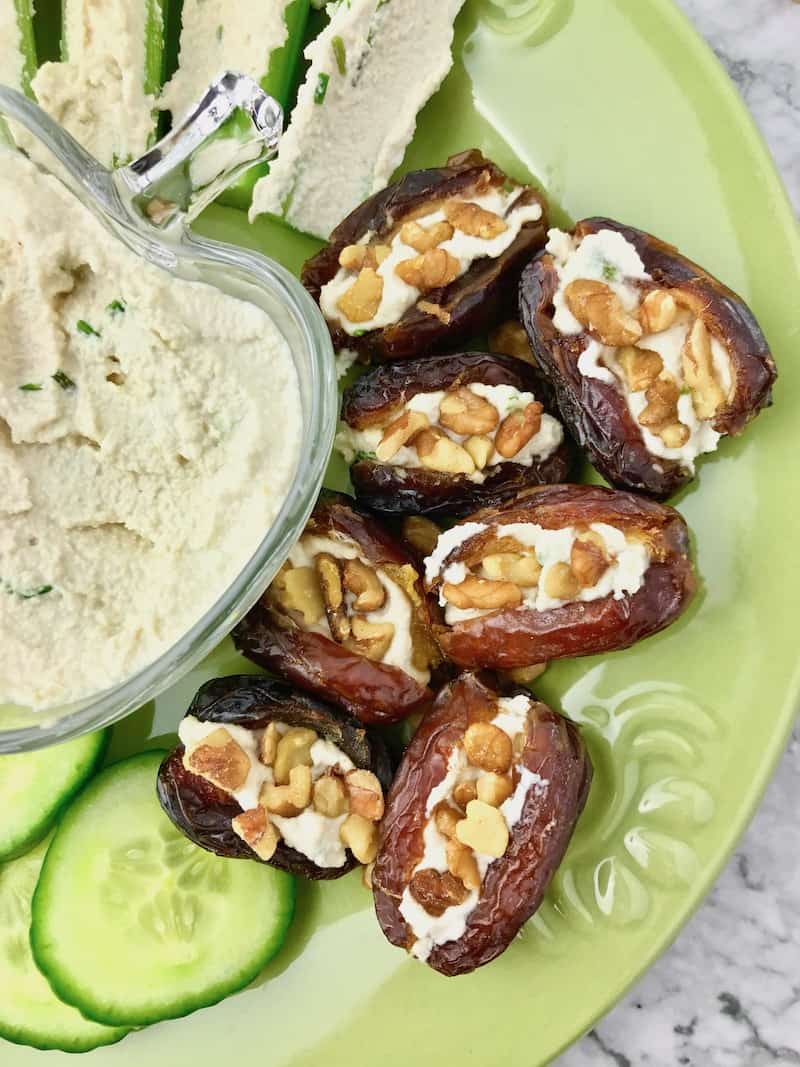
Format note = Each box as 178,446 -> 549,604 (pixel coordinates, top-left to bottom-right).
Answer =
0,76 -> 337,752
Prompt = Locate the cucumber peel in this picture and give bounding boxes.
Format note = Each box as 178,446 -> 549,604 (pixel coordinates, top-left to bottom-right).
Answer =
0,729 -> 108,862
0,835 -> 128,1052
31,751 -> 296,1028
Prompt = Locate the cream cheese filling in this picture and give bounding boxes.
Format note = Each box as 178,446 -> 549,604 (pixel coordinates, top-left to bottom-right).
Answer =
321,188 -> 543,335
546,227 -> 734,473
425,521 -> 651,625
398,694 -> 549,961
179,716 -> 356,868
287,534 -> 430,685
336,383 -> 563,484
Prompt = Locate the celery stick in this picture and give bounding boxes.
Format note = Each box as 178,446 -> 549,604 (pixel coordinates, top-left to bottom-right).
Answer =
249,0 -> 466,239
0,0 -> 37,146
0,0 -> 37,95
32,0 -> 167,166
161,0 -> 311,212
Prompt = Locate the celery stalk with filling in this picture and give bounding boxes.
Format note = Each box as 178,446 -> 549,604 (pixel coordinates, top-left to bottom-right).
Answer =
0,0 -> 36,95
249,0 -> 466,239
159,0 -> 311,211
32,0 -> 167,166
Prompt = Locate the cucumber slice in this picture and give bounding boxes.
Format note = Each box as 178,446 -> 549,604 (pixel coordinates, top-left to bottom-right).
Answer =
0,836 -> 127,1052
0,730 -> 108,862
31,751 -> 296,1028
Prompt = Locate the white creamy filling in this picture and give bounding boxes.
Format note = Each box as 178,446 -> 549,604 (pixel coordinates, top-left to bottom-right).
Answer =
32,0 -> 159,165
320,189 -> 542,335
426,521 -> 650,625
159,0 -> 291,120
398,695 -> 549,961
0,149 -> 301,711
546,227 -> 734,473
335,383 -> 563,483
0,0 -> 25,93
546,228 -> 649,336
424,523 -> 488,584
249,0 -> 466,238
179,716 -> 355,868
287,534 -> 429,685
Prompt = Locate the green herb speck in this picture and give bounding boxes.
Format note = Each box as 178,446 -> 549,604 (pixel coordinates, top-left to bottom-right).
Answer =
18,585 -> 53,599
52,370 -> 76,390
314,72 -> 330,105
332,35 -> 346,75
76,319 -> 101,337
601,262 -> 617,281
106,299 -> 126,314
19,382 -> 42,391
354,450 -> 377,463
352,329 -> 367,337
216,24 -> 223,41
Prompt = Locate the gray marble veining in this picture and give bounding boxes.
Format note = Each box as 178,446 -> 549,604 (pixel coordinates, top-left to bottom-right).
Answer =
556,2 -> 800,1063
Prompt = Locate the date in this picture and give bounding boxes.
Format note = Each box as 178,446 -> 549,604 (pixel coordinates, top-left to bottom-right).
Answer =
302,150 -> 547,362
519,218 -> 777,497
157,675 -> 392,880
425,484 -> 695,669
233,493 -> 441,724
372,671 -> 592,975
339,351 -> 572,518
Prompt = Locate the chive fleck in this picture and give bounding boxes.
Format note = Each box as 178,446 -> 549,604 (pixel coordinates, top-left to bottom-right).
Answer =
332,35 -> 346,75
106,299 -> 126,314
76,319 -> 101,337
18,585 -> 53,599
216,24 -> 223,41
19,382 -> 42,391
354,450 -> 377,463
314,72 -> 330,105
602,262 -> 617,281
52,370 -> 76,390
352,329 -> 367,337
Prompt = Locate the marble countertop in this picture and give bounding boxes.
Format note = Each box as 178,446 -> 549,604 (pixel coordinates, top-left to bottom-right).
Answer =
556,2 -> 800,1064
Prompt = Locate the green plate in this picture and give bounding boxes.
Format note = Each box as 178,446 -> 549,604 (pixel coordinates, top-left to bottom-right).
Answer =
5,0 -> 800,1063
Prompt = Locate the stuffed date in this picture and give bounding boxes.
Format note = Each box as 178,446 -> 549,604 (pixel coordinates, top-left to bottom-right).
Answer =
232,493 -> 441,724
157,675 -> 392,880
372,671 -> 591,975
519,219 -> 778,497
424,484 -> 695,669
337,351 -> 572,518
302,149 -> 547,362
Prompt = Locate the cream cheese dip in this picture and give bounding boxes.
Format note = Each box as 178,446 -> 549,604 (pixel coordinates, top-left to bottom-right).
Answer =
0,149 -> 302,709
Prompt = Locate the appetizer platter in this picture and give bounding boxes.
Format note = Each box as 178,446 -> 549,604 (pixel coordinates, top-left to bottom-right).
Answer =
1,0 -> 799,1065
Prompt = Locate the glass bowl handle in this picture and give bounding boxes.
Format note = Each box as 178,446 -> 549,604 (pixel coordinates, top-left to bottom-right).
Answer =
114,71 -> 283,231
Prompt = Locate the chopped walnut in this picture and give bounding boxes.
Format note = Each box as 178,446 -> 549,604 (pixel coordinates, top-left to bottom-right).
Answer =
337,268 -> 384,323
444,200 -> 507,239
185,728 -> 250,793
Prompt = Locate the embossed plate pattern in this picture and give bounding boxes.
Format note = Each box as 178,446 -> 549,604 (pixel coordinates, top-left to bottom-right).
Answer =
4,0 -> 800,1063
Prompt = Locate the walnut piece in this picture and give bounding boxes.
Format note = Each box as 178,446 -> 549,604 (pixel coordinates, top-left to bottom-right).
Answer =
495,402 -> 543,458
463,721 -> 513,774
455,799 -> 509,858
231,807 -> 280,862
395,248 -> 461,291
185,728 -> 250,794
442,575 -> 522,611
444,200 -> 507,240
337,268 -> 384,323
439,387 -> 500,437
565,279 -> 642,346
